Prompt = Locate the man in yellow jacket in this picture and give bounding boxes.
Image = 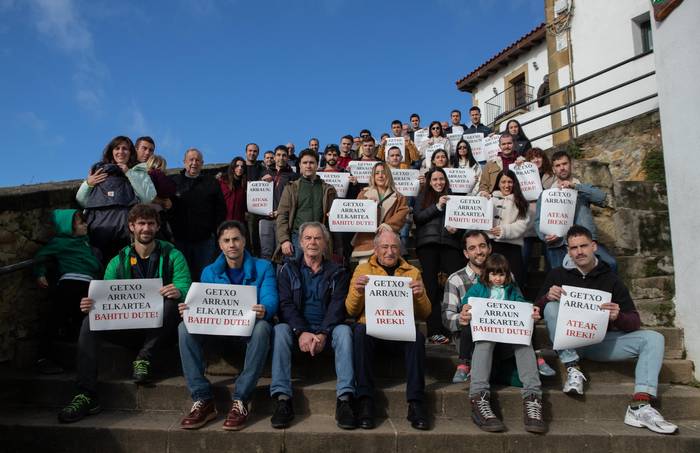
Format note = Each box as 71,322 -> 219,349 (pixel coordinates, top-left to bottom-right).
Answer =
345,229 -> 431,431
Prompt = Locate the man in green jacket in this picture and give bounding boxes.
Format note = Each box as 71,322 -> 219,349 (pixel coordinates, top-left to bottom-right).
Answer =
58,204 -> 191,423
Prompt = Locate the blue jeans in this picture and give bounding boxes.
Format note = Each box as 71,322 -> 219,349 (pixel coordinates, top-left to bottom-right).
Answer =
543,302 -> 664,396
545,242 -> 618,273
269,323 -> 355,398
178,319 -> 272,402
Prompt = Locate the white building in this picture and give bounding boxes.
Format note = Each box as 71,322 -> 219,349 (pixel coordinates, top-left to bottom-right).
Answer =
456,0 -> 658,147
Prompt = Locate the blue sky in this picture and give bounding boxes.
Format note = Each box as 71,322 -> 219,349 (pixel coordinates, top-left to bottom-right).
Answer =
0,0 -> 542,187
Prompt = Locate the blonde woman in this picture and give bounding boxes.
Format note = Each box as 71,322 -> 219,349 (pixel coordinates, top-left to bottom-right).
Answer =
351,162 -> 409,261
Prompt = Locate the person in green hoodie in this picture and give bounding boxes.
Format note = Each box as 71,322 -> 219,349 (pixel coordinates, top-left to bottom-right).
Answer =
34,209 -> 102,374
57,204 -> 192,424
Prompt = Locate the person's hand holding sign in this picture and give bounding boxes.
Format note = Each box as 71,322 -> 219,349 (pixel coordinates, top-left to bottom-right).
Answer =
547,285 -> 566,302
459,304 -> 471,326
252,304 -> 266,319
437,195 -> 449,210
532,306 -> 541,321
178,303 -> 188,317
160,284 -> 181,300
354,275 -> 369,292
80,297 -> 95,313
601,302 -> 620,321
409,279 -> 424,297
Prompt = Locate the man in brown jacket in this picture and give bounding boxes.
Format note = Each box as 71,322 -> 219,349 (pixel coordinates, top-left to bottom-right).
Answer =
275,149 -> 337,261
478,132 -> 518,194
345,229 -> 431,431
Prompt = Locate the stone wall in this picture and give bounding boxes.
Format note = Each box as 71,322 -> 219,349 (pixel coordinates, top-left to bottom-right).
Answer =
565,109 -> 662,182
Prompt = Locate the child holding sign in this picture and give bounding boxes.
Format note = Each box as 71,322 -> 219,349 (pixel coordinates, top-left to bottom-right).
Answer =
459,254 -> 546,433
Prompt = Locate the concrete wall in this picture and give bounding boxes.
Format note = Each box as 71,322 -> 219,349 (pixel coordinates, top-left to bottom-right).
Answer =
653,0 -> 700,379
569,0 -> 658,135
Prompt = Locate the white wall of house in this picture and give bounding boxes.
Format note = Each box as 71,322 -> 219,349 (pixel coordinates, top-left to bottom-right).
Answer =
653,1 -> 700,379
472,41 -> 551,148
568,0 -> 658,136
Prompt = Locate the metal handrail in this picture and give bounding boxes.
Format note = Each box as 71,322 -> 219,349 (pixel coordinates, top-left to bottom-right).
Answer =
0,257 -> 44,276
490,49 -> 656,143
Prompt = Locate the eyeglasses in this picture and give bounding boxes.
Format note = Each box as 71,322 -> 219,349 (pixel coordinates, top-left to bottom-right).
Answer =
360,134 -> 370,138
457,145 -> 468,150
430,126 -> 441,130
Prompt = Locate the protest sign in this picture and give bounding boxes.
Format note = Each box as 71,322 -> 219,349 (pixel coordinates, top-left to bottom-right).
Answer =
318,172 -> 351,198
509,162 -> 543,201
444,167 -> 478,194
246,181 -> 274,216
391,169 -> 420,197
414,128 -> 429,147
348,160 -> 377,184
483,135 -> 501,161
450,125 -> 464,135
463,133 -> 485,162
444,196 -> 493,230
424,143 -> 445,165
328,199 -> 377,232
447,132 -> 463,152
385,137 -> 406,160
552,285 -> 611,350
469,297 -> 535,345
538,188 -> 578,237
88,278 -> 164,331
365,276 -> 415,341
183,283 -> 257,336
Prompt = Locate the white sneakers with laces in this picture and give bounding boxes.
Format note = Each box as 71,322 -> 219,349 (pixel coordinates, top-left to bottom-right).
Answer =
624,403 -> 678,434
563,366 -> 587,395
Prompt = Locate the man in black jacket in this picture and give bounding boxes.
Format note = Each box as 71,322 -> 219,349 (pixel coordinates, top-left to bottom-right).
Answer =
466,106 -> 492,135
268,222 -> 355,430
169,148 -> 226,281
536,225 -> 677,434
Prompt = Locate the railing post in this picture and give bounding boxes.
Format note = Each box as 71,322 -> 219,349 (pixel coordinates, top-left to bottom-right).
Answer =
565,86 -> 573,143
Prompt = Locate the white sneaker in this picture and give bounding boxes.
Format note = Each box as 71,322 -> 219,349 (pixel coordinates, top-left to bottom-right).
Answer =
562,367 -> 586,395
624,404 -> 678,434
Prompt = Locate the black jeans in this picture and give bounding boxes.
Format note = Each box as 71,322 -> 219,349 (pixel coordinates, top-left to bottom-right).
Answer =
416,245 -> 466,337
353,323 -> 425,402
40,279 -> 89,353
76,299 -> 180,395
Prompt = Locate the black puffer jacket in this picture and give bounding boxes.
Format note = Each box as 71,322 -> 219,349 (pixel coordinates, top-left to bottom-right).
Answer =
414,191 -> 462,250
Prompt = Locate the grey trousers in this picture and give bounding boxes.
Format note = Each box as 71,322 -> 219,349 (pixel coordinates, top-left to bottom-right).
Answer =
469,341 -> 542,399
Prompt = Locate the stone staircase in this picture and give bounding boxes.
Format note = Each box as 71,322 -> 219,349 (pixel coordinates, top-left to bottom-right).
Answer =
1,243 -> 698,452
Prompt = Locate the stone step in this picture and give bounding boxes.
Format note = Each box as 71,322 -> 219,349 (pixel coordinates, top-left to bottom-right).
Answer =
3,368 -> 700,421
12,325 -> 689,381
0,410 -> 698,453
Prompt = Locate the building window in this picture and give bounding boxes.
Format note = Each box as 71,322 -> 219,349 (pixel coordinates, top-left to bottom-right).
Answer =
511,74 -> 527,109
632,12 -> 654,55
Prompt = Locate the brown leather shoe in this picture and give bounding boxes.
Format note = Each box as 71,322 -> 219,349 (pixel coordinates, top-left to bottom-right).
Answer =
180,399 -> 217,429
223,399 -> 248,431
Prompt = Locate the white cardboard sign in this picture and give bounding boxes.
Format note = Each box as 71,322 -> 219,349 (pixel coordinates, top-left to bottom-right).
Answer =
318,172 -> 351,198
509,162 -> 543,201
450,125 -> 464,135
469,297 -> 535,345
552,285 -> 611,350
483,135 -> 501,161
385,137 -> 406,160
183,283 -> 257,336
347,160 -> 377,184
413,129 -> 429,147
365,276 -> 416,341
391,168 -> 420,197
447,132 -> 463,152
88,278 -> 164,331
246,181 -> 274,216
328,199 -> 377,232
444,196 -> 493,230
463,133 -> 485,162
444,167 -> 478,194
538,188 -> 578,237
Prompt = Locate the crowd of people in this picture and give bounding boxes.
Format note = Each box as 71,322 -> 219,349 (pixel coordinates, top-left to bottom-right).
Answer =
32,106 -> 678,435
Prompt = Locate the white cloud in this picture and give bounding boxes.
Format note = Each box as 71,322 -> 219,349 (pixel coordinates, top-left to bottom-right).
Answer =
29,0 -> 106,112
129,103 -> 149,136
16,111 -> 66,146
